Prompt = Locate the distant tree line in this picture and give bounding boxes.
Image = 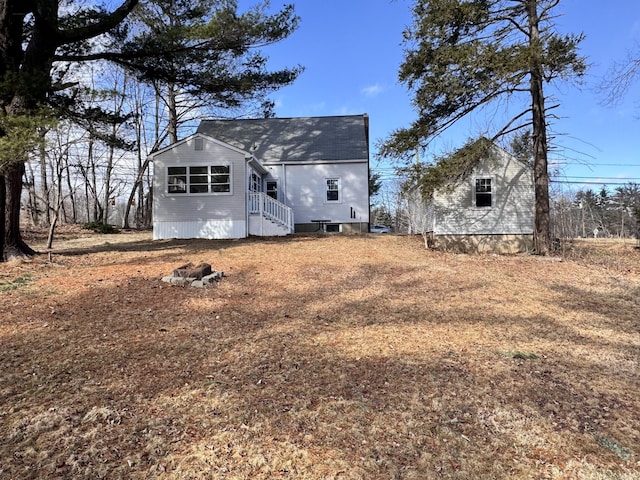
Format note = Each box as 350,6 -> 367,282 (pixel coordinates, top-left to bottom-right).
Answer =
551,184 -> 640,240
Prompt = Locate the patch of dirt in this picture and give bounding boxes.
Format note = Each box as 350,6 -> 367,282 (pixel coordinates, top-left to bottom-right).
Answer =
1,229 -> 639,479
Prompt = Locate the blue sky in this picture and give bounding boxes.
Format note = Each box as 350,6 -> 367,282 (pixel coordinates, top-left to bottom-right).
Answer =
250,0 -> 640,193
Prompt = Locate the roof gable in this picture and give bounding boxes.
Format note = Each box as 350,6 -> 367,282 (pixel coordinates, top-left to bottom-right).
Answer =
418,138 -> 531,197
149,132 -> 250,158
196,114 -> 370,163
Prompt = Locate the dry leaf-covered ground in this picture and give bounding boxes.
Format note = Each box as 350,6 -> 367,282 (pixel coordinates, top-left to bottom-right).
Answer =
1,228 -> 639,479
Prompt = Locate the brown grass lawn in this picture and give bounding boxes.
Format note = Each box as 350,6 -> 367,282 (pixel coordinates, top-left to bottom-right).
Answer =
1,229 -> 639,479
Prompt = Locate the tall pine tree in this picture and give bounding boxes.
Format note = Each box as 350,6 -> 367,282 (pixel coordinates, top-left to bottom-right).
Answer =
380,0 -> 585,254
0,0 -> 300,260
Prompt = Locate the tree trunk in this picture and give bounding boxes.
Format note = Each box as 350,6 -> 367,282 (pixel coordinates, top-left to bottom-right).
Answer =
123,156 -> 151,229
0,173 -> 5,260
168,83 -> 179,144
528,0 -> 551,255
102,144 -> 114,225
123,87 -> 165,229
64,155 -> 76,223
144,186 -> 153,228
46,151 -> 65,250
39,131 -> 51,225
24,161 -> 39,226
2,162 -> 36,260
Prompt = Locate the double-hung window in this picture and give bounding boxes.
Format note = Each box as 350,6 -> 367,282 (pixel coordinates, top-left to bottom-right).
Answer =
475,178 -> 492,207
325,178 -> 341,203
167,165 -> 231,194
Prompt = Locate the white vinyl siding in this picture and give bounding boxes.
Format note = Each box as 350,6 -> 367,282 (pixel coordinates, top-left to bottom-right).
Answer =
281,162 -> 369,224
154,219 -> 246,240
432,149 -> 534,235
153,135 -> 248,239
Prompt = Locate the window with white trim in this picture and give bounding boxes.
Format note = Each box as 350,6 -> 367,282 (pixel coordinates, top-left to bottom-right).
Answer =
266,180 -> 278,200
475,177 -> 492,207
249,171 -> 261,192
167,165 -> 231,194
325,178 -> 341,203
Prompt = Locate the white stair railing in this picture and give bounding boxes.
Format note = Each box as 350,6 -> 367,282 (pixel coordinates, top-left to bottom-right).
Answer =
248,192 -> 294,233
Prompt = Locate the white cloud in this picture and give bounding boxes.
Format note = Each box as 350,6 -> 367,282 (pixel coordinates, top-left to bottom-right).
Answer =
361,84 -> 384,97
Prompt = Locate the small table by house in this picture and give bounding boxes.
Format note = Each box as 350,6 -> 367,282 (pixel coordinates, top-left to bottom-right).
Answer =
311,219 -> 331,232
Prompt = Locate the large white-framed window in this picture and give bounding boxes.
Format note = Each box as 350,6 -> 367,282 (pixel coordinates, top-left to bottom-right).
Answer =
167,165 -> 232,195
474,177 -> 493,207
325,177 -> 341,203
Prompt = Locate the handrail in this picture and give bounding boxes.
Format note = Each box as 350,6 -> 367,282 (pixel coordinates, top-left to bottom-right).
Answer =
248,192 -> 294,232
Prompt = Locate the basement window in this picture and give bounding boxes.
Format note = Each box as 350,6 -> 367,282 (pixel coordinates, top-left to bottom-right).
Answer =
475,178 -> 492,207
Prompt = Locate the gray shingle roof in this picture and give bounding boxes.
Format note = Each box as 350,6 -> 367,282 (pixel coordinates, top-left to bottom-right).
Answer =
196,114 -> 369,163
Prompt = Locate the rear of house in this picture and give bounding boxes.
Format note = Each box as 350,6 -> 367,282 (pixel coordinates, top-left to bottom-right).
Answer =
197,115 -> 371,234
151,114 -> 370,240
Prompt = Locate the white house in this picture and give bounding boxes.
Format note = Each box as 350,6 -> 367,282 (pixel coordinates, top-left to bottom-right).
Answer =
410,139 -> 535,253
151,114 -> 371,240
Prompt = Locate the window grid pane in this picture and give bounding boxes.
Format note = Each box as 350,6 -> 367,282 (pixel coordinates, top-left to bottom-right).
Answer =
326,178 -> 340,202
210,165 -> 230,193
476,178 -> 491,193
168,167 -> 187,193
189,184 -> 209,193
475,178 -> 492,207
190,175 -> 208,184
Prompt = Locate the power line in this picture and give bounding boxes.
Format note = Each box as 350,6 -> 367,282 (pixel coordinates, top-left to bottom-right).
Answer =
559,176 -> 640,181
551,180 -> 638,186
553,162 -> 640,167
